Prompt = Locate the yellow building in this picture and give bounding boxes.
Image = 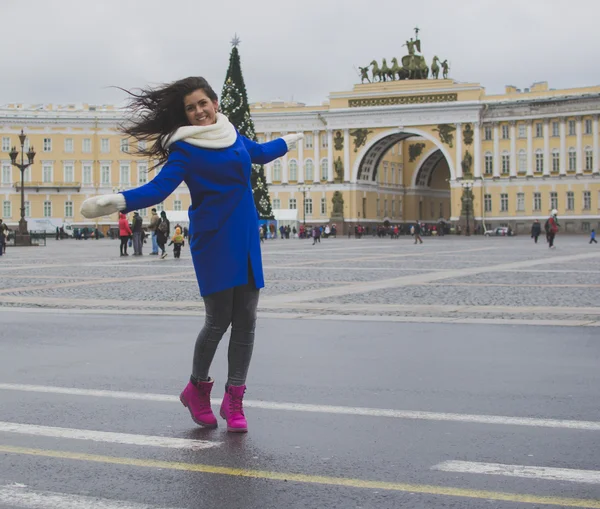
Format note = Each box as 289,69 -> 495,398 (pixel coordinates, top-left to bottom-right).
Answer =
1,78 -> 599,234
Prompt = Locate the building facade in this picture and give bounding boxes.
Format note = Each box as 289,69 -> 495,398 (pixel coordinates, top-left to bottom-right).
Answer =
1,79 -> 599,234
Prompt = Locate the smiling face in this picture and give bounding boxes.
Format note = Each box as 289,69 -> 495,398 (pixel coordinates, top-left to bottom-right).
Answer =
183,88 -> 218,127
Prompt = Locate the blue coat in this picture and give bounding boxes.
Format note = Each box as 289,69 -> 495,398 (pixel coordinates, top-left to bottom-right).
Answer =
122,134 -> 287,296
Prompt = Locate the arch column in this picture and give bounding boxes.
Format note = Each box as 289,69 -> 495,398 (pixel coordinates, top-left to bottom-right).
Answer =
327,130 -> 334,183
455,123 -> 462,180
313,130 -> 320,184
343,128 -> 351,182
473,122 -> 482,178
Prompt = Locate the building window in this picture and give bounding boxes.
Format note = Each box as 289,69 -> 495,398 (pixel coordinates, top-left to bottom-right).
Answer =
304,198 -> 312,215
552,149 -> 560,173
500,193 -> 508,212
140,208 -> 147,217
320,133 -> 328,149
568,148 -> 576,171
82,138 -> 92,153
566,191 -> 574,211
138,140 -> 147,150
3,200 -> 11,217
63,164 -> 74,183
518,150 -> 527,173
585,147 -> 593,171
64,138 -> 74,153
518,124 -> 526,138
42,165 -> 52,183
376,198 -> 380,216
100,138 -> 110,153
1,164 -> 11,184
289,198 -> 297,209
320,159 -> 328,180
585,119 -> 592,135
321,197 -> 327,215
304,159 -> 314,181
174,200 -> 182,211
501,125 -> 509,139
484,194 -> 492,213
484,126 -> 492,141
289,159 -> 298,181
550,192 -> 558,210
23,166 -> 31,182
43,201 -> 52,217
484,152 -> 493,175
101,165 -> 110,185
138,164 -> 147,184
392,200 -> 395,217
120,139 -> 129,153
568,120 -> 576,136
501,153 -> 510,175
24,201 -> 30,217
516,193 -> 525,211
533,192 -> 542,211
535,123 -> 543,138
64,201 -> 73,218
272,160 -> 281,181
390,166 -> 395,185
582,222 -> 590,232
155,202 -> 164,212
552,122 -> 559,137
119,165 -> 130,185
2,137 -> 10,152
304,133 -> 313,149
43,138 -> 52,152
583,191 -> 591,210
535,150 -> 543,173
83,164 -> 92,185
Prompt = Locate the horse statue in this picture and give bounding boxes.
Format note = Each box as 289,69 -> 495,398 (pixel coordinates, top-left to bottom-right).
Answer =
380,58 -> 392,82
431,56 -> 440,79
391,57 -> 409,80
370,60 -> 383,82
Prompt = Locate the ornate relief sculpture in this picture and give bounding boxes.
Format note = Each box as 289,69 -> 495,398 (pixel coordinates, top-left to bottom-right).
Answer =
408,143 -> 426,162
433,124 -> 456,147
350,129 -> 373,152
334,131 -> 344,151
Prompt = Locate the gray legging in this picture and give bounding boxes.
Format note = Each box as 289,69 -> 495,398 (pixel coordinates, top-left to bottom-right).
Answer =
192,276 -> 259,387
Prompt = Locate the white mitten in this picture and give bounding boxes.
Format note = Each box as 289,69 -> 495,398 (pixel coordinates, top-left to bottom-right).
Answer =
80,193 -> 127,218
282,133 -> 304,150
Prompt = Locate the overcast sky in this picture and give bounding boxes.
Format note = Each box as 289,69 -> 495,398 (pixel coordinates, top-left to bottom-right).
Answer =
2,0 -> 598,108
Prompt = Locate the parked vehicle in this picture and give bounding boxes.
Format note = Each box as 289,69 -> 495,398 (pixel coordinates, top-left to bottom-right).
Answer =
484,227 -> 514,237
27,218 -> 74,237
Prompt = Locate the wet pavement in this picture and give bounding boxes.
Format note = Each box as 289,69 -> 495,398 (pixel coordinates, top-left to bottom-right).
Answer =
0,235 -> 599,508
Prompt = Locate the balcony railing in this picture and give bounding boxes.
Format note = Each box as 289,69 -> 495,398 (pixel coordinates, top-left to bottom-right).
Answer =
13,181 -> 81,192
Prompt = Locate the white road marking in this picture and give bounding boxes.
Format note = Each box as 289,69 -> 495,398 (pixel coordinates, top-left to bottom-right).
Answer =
0,482 -> 183,509
432,460 -> 600,485
1,383 -> 599,431
0,421 -> 220,450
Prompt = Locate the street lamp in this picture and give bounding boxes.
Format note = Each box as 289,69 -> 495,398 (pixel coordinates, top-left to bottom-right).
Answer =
9,130 -> 35,246
298,185 -> 311,227
460,178 -> 474,237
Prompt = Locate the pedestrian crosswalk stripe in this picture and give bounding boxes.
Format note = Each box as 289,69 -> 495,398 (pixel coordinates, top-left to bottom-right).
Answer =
1,446 -> 599,509
433,460 -> 600,485
1,383 -> 599,431
0,421 -> 220,450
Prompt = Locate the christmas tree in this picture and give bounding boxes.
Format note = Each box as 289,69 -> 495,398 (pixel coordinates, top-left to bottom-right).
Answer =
220,35 -> 274,219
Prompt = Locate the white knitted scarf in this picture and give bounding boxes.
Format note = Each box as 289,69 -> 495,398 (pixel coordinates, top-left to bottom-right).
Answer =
164,113 -> 237,149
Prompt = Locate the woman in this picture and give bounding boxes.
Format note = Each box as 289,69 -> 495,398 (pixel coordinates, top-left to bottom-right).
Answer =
118,212 -> 132,256
156,210 -> 170,259
81,76 -> 302,432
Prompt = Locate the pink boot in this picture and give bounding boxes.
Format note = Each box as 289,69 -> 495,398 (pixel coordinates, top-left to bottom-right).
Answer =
220,385 -> 248,433
180,379 -> 218,428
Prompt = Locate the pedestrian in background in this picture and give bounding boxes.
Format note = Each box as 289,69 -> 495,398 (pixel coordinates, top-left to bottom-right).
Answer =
118,212 -> 132,256
531,219 -> 541,244
590,229 -> 597,245
132,211 -> 144,256
0,219 -> 6,256
413,222 -> 423,244
168,226 -> 185,259
546,209 -> 559,249
149,208 -> 160,255
156,210 -> 170,259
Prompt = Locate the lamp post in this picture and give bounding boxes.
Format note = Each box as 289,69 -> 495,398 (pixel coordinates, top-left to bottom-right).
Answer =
9,130 -> 35,246
298,185 -> 310,227
460,178 -> 473,236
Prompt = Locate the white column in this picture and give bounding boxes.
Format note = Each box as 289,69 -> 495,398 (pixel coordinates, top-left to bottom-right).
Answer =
526,121 -> 533,177
509,121 -> 517,178
455,123 -> 463,179
313,130 -> 320,184
343,128 -> 351,182
560,120 -> 567,175
265,132 -> 272,183
593,115 -> 599,174
281,132 -> 288,184
543,120 -> 550,176
327,130 -> 334,182
474,122 -> 481,179
298,137 -> 304,183
576,117 -> 583,174
493,124 -> 500,178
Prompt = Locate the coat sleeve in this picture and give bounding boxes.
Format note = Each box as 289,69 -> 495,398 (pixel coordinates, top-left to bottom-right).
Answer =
121,143 -> 190,213
241,136 -> 288,165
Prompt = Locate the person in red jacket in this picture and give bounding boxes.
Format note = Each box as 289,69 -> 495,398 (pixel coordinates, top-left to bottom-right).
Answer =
546,209 -> 560,249
118,212 -> 132,256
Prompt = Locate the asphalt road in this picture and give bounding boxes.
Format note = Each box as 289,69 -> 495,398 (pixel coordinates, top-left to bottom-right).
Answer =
0,310 -> 599,509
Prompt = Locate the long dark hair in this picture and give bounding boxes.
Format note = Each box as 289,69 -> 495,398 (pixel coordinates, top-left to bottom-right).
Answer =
120,77 -> 218,167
